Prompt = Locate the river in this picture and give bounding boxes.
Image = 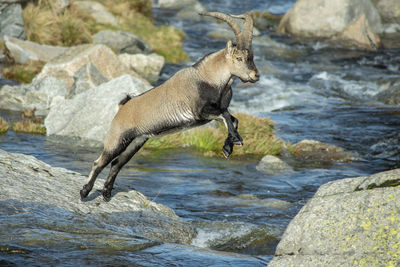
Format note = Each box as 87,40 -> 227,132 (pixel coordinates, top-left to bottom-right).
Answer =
1,0 -> 400,266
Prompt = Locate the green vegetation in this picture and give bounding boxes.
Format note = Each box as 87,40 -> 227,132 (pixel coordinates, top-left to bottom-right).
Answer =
13,120 -> 46,135
0,117 -> 9,134
20,0 -> 187,63
2,60 -> 45,84
146,113 -> 283,158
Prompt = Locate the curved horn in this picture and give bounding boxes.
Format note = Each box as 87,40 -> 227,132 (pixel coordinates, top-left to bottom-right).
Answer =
230,13 -> 254,50
200,12 -> 242,47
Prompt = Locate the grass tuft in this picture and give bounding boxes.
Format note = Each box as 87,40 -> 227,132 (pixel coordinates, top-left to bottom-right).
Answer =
146,113 -> 283,158
2,60 -> 45,84
13,120 -> 46,135
0,117 -> 9,134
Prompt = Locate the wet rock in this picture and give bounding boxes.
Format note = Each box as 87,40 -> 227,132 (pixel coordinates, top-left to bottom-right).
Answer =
68,62 -> 108,98
45,75 -> 151,144
207,26 -> 260,41
374,83 -> 400,105
4,35 -> 68,64
269,168 -> 400,266
0,3 -> 25,39
118,53 -> 165,84
290,140 -> 358,163
34,44 -> 148,92
372,0 -> 400,24
75,1 -> 119,27
331,13 -> 381,51
256,155 -> 293,176
0,76 -> 66,116
92,30 -> 152,55
277,0 -> 382,43
0,148 -> 196,244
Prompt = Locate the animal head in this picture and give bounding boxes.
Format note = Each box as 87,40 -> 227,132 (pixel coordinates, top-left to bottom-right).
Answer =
201,12 -> 260,83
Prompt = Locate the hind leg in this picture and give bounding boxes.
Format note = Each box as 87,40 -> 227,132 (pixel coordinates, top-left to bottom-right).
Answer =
102,136 -> 148,201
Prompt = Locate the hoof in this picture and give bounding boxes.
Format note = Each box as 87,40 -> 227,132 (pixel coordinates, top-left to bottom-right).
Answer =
80,185 -> 91,200
233,140 -> 243,146
231,134 -> 243,146
102,190 -> 112,202
222,144 -> 233,158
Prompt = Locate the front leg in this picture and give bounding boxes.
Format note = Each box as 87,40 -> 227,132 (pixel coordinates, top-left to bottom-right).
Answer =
219,110 -> 243,158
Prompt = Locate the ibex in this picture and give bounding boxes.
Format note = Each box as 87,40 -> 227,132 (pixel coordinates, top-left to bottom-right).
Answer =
80,12 -> 260,201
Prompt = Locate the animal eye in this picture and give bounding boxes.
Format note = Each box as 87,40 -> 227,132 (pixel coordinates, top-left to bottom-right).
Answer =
237,57 -> 243,62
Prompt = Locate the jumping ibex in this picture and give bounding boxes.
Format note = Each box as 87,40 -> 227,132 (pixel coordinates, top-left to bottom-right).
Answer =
80,12 -> 260,201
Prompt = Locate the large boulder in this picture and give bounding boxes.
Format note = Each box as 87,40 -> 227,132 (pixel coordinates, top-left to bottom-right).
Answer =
0,76 -> 66,116
75,1 -> 119,27
0,3 -> 25,39
372,0 -> 400,24
45,74 -> 151,144
4,35 -> 68,64
92,30 -> 152,55
0,148 -> 196,244
269,168 -> 400,266
34,44 -> 149,93
118,53 -> 165,84
277,0 -> 382,43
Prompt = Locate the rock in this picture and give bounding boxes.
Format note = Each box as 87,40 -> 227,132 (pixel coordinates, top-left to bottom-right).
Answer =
53,0 -> 70,13
45,75 -> 151,144
68,62 -> 108,98
331,13 -> 381,50
269,168 -> 400,266
75,1 -> 119,27
277,0 -> 382,38
256,155 -> 293,175
4,35 -> 68,64
0,148 -> 196,244
207,26 -> 260,41
291,140 -> 358,163
374,83 -> 400,105
118,53 -> 164,84
0,76 -> 66,116
92,30 -> 152,55
157,0 -> 201,10
34,44 -> 148,92
0,3 -> 25,39
372,0 -> 400,24
176,4 -> 207,21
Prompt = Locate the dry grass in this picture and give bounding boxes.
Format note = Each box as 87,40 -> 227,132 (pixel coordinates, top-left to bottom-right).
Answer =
21,0 -> 187,63
0,117 -> 9,134
146,113 -> 283,158
13,120 -> 46,135
2,60 -> 45,84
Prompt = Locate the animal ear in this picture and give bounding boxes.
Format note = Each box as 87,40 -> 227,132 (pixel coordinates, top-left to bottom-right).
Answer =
226,40 -> 233,54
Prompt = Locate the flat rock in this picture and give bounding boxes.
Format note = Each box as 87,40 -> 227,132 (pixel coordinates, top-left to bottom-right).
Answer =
4,35 -> 68,64
269,168 -> 400,266
92,30 -> 152,54
44,74 -> 151,145
374,82 -> 400,105
118,53 -> 164,84
0,76 -> 66,116
277,0 -> 382,38
34,44 -> 149,92
0,148 -> 196,244
75,1 -> 119,27
0,3 -> 25,39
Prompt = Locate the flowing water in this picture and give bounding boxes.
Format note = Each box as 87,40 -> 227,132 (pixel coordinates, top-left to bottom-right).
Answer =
1,0 -> 400,266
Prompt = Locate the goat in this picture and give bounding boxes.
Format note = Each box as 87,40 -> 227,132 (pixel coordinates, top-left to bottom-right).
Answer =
80,12 -> 260,202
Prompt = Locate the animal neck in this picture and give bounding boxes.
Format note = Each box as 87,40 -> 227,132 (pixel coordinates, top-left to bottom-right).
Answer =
196,49 -> 232,89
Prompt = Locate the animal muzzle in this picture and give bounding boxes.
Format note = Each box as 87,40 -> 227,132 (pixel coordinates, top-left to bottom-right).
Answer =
248,69 -> 260,83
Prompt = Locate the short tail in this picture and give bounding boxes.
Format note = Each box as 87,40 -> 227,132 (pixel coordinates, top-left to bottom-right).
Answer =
118,95 -> 132,106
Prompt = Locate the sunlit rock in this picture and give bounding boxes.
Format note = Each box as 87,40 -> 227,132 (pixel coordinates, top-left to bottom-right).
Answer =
269,168 -> 400,266
0,148 -> 196,244
118,53 -> 164,84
